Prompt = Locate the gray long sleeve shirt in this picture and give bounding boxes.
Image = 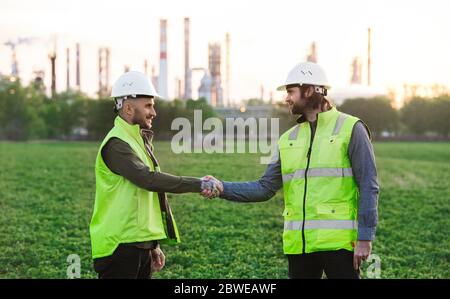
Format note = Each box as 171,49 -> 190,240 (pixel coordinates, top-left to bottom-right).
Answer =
102,137 -> 202,194
220,120 -> 379,241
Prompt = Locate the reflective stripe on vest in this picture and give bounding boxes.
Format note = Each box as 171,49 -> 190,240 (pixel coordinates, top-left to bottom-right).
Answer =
332,113 -> 349,135
90,116 -> 180,259
282,167 -> 353,183
278,107 -> 361,254
288,112 -> 350,141
288,124 -> 300,140
284,220 -> 357,230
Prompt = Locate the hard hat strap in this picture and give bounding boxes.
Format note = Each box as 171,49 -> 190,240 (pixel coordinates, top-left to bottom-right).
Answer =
288,83 -> 327,96
114,98 -> 124,110
314,86 -> 327,96
114,94 -> 155,111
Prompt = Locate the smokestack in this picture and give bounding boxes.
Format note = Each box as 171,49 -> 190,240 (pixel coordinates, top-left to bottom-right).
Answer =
158,19 -> 169,99
225,32 -> 230,106
184,17 -> 191,100
11,46 -> 18,77
144,59 -> 148,76
98,50 -> 101,95
66,47 -> 70,91
49,41 -> 57,98
98,47 -> 110,98
175,77 -> 182,99
367,27 -> 371,86
307,41 -> 317,63
208,42 -> 222,107
151,65 -> 158,90
76,43 -> 80,91
351,57 -> 362,84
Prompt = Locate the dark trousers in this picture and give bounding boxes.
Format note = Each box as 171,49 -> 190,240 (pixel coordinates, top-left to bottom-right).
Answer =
93,244 -> 153,279
287,249 -> 360,279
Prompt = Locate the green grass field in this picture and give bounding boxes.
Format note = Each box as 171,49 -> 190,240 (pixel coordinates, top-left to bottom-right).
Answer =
0,141 -> 449,278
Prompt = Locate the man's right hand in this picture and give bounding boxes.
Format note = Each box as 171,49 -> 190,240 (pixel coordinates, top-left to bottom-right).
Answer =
200,175 -> 223,199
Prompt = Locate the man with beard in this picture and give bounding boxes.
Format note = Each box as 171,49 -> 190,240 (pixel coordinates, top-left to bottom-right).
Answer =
202,62 -> 379,279
90,71 -> 219,279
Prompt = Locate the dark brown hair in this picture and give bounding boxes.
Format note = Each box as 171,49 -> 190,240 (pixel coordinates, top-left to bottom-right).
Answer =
298,84 -> 331,111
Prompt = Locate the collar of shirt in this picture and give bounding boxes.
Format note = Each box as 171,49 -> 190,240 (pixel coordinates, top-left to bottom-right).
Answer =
296,114 -> 308,124
140,129 -> 154,146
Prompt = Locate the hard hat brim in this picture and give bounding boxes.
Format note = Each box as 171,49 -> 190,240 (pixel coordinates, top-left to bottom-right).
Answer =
276,83 -> 331,91
111,92 -> 164,99
276,84 -> 288,91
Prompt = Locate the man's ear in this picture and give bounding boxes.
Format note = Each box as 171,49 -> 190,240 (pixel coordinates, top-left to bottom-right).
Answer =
123,100 -> 134,116
306,86 -> 315,97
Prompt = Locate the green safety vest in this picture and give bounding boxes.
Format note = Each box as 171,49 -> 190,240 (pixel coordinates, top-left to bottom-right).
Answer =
278,106 -> 368,254
90,116 -> 180,259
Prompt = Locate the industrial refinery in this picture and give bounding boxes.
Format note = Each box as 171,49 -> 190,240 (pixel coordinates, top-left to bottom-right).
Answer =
1,17 -> 234,108
2,18 -> 445,109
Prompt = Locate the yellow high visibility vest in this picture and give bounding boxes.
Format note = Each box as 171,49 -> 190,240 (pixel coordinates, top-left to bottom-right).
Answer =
278,107 -> 368,254
90,116 -> 179,259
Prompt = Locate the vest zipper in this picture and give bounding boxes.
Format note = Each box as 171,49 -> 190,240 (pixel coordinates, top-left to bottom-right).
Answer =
302,124 -> 314,254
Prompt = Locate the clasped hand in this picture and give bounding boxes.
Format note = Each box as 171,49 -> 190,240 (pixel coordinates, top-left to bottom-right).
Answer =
200,175 -> 223,199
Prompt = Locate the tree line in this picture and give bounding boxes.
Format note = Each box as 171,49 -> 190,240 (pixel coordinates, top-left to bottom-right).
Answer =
272,96 -> 450,139
0,78 -> 216,141
338,96 -> 450,138
0,78 -> 449,141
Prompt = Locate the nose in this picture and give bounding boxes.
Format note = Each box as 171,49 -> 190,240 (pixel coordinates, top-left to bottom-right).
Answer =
150,107 -> 156,119
284,94 -> 291,104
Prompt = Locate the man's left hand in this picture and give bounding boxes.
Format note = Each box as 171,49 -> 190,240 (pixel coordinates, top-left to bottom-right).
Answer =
151,247 -> 165,273
353,240 -> 372,270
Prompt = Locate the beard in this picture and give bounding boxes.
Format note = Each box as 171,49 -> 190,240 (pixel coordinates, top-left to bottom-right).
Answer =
132,112 -> 152,129
290,100 -> 305,115
290,94 -> 323,115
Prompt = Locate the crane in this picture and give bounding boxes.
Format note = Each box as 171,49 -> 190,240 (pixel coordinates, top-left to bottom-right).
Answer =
4,37 -> 37,78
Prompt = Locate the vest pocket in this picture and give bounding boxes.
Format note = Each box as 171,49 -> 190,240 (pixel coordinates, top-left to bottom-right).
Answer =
282,207 -> 300,220
314,203 -> 355,251
316,203 -> 350,219
317,137 -> 346,165
314,229 -> 355,251
279,144 -> 306,174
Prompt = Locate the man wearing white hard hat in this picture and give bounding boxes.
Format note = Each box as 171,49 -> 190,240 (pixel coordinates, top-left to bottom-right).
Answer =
203,62 -> 379,279
90,71 -> 219,279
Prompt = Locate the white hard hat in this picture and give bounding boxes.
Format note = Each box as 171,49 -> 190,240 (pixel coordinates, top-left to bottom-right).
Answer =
111,71 -> 161,99
277,62 -> 331,91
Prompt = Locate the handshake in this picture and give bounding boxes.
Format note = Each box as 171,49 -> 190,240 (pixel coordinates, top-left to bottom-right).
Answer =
200,176 -> 223,199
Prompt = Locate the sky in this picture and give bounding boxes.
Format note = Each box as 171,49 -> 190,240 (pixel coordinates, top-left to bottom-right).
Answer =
1,0 -> 449,104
